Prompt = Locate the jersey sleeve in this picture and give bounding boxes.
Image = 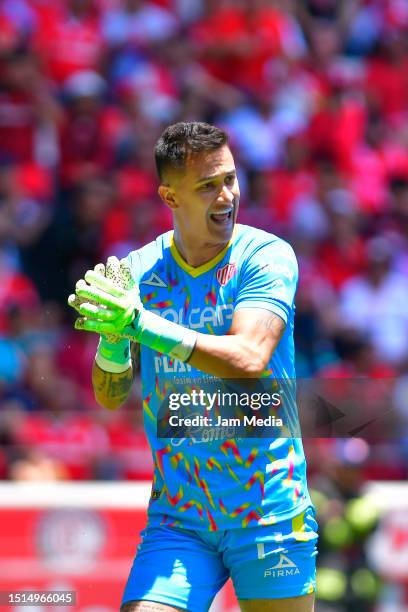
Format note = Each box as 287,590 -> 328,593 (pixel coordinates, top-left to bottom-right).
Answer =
125,250 -> 143,285
234,240 -> 298,324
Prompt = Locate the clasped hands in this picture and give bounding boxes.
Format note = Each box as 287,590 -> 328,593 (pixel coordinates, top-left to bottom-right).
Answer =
69,256 -> 197,364
68,256 -> 141,339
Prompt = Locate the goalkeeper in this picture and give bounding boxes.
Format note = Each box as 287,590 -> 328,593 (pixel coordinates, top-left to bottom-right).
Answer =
69,122 -> 318,612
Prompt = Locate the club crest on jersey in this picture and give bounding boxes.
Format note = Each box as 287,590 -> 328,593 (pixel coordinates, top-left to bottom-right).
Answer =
216,263 -> 237,286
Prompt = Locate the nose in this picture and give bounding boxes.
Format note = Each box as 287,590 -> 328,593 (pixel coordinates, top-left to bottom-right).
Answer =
219,184 -> 234,203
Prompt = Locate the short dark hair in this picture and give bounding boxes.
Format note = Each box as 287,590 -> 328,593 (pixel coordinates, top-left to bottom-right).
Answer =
154,122 -> 229,182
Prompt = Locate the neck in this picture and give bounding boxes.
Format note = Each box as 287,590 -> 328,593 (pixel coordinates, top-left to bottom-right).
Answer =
173,228 -> 231,267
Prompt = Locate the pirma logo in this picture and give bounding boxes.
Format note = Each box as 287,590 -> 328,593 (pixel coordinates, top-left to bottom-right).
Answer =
264,554 -> 300,578
216,263 -> 237,286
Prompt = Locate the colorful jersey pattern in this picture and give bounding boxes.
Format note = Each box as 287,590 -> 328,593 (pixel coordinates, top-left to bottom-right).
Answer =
127,224 -> 311,531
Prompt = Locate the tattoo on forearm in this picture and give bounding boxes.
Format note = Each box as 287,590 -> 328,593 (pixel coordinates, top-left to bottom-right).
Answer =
93,364 -> 133,402
94,370 -> 110,394
255,313 -> 284,331
107,373 -> 133,398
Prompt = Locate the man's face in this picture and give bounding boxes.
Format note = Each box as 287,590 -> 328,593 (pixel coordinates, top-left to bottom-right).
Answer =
160,145 -> 240,246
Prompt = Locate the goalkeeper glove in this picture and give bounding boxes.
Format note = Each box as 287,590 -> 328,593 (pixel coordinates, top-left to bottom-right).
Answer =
73,259 -> 197,363
68,257 -> 132,373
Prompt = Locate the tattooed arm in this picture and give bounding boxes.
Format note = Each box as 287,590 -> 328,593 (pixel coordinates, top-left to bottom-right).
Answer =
190,309 -> 286,378
92,342 -> 140,410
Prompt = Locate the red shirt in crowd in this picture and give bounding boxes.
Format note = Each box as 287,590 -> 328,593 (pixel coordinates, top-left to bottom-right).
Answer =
32,1 -> 104,84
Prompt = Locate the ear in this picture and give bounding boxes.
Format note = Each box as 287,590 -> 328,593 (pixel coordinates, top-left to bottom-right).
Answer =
158,185 -> 178,210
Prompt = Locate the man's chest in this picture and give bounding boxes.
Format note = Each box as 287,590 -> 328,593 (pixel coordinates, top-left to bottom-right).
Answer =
138,261 -> 239,335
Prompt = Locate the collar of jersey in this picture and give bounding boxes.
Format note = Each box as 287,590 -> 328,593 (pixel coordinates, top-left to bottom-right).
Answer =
169,226 -> 238,277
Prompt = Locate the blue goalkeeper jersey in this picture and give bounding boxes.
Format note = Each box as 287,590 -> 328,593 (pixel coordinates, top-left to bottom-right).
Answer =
127,224 -> 311,531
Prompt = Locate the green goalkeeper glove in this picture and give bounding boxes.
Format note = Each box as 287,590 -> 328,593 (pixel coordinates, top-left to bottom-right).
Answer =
74,259 -> 197,363
68,257 -> 132,373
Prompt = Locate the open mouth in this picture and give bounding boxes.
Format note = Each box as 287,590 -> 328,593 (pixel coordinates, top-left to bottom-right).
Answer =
210,209 -> 233,224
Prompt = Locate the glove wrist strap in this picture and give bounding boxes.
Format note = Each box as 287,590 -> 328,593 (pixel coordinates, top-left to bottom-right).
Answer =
95,335 -> 131,373
128,309 -> 197,363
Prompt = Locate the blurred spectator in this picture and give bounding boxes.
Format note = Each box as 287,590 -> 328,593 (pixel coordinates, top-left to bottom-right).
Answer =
306,438 -> 381,612
101,0 -> 179,49
0,160 -> 52,268
339,236 -> 408,364
0,244 -> 40,336
318,330 -> 396,379
8,449 -> 68,480
0,48 -> 61,164
59,71 -> 112,187
32,0 -> 104,85
384,176 -> 408,276
316,188 -> 366,290
220,93 -> 284,170
364,35 -> 408,122
191,0 -> 306,93
54,178 -> 116,300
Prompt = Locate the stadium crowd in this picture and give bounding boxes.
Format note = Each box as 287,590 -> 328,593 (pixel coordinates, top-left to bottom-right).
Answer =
0,0 -> 407,485
1,1 -> 408,609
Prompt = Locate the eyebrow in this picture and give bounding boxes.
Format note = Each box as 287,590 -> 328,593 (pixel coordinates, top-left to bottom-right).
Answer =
195,170 -> 236,185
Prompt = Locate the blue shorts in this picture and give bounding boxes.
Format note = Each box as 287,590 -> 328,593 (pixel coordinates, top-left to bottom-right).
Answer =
122,506 -> 318,611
